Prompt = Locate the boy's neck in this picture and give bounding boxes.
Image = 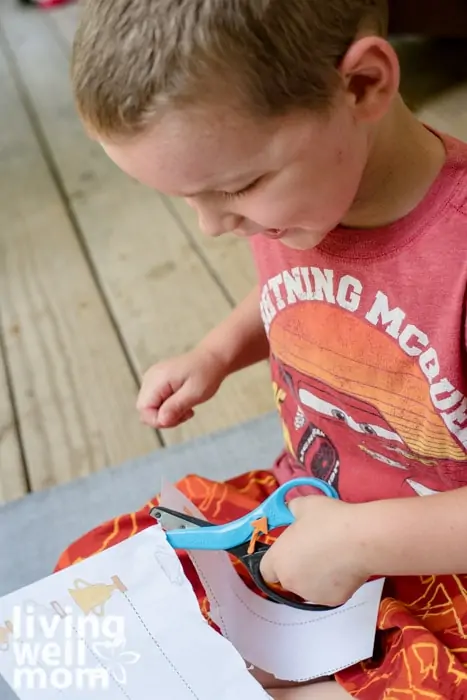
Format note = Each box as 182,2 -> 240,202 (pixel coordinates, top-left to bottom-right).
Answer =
343,96 -> 447,230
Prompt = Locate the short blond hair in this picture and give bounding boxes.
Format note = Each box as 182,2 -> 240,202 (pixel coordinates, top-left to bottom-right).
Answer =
72,0 -> 388,137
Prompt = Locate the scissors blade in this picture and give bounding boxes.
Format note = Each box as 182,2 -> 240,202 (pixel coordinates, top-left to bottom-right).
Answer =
149,505 -> 209,531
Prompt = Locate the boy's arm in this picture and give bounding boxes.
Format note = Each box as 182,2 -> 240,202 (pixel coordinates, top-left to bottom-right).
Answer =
260,485 -> 467,608
198,285 -> 270,375
358,485 -> 467,576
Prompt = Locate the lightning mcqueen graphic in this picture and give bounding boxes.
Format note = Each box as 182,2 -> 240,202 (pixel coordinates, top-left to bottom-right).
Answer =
271,356 -> 462,499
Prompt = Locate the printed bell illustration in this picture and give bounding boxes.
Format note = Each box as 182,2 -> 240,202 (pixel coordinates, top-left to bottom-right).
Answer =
68,575 -> 127,616
0,620 -> 14,651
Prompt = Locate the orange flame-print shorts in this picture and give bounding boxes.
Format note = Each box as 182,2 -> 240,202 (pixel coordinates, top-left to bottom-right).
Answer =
55,470 -> 467,699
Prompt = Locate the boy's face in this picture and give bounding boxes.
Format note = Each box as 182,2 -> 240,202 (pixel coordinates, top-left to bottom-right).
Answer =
102,93 -> 372,250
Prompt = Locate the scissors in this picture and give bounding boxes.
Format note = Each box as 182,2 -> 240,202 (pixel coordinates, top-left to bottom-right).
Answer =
150,476 -> 339,612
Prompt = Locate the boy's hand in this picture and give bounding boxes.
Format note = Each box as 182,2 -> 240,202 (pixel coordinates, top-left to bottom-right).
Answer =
137,346 -> 227,429
260,496 -> 371,608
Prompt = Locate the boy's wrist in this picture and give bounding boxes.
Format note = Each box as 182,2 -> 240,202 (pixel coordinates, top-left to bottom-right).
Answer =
349,502 -> 391,579
196,292 -> 270,377
197,331 -> 269,377
196,336 -> 233,378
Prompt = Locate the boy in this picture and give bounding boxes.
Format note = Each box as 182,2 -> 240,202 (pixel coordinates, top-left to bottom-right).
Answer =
57,0 -> 467,697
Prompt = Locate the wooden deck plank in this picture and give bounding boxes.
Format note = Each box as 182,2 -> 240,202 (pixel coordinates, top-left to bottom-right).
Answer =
163,198 -> 259,305
416,83 -> 467,142
0,338 -> 26,503
4,1 -> 274,447
0,19 -> 159,497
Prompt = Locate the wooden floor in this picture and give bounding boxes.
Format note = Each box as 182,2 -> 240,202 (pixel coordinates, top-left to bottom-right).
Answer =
0,1 -> 466,504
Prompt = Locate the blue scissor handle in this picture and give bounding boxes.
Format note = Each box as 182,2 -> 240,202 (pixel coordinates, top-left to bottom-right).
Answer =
165,477 -> 338,552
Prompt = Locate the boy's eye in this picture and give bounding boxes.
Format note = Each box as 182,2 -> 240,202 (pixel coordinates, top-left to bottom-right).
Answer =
220,177 -> 261,201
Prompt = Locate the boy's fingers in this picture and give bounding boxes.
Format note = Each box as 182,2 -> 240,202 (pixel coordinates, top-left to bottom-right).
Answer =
139,407 -> 160,428
139,406 -> 194,429
137,376 -> 173,412
160,408 -> 195,428
157,386 -> 196,426
137,388 -> 160,412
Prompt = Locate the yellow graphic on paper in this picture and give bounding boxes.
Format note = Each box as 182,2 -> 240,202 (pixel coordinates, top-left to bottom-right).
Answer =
68,575 -> 127,617
0,621 -> 14,651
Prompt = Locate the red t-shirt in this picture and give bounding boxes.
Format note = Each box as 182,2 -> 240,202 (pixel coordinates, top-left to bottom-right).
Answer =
251,131 -> 467,503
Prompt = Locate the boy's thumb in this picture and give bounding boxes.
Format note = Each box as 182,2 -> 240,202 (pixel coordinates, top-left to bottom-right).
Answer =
287,496 -> 309,520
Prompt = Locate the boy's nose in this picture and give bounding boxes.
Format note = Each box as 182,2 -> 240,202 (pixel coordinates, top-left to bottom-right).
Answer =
196,210 -> 243,238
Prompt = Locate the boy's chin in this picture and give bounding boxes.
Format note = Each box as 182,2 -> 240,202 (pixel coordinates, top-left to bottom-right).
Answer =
277,227 -> 330,251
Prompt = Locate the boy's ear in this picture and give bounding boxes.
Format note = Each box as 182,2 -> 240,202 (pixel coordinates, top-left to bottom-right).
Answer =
338,37 -> 400,122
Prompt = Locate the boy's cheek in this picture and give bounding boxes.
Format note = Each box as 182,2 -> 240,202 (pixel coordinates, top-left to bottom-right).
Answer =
244,192 -> 309,230
248,167 -> 355,231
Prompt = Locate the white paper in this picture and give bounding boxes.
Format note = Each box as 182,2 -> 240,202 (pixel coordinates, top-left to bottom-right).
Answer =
0,526 -> 271,699
160,484 -> 384,683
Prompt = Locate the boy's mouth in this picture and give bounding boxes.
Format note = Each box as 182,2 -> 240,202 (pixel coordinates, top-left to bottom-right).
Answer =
232,227 -> 288,240
263,228 -> 287,240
